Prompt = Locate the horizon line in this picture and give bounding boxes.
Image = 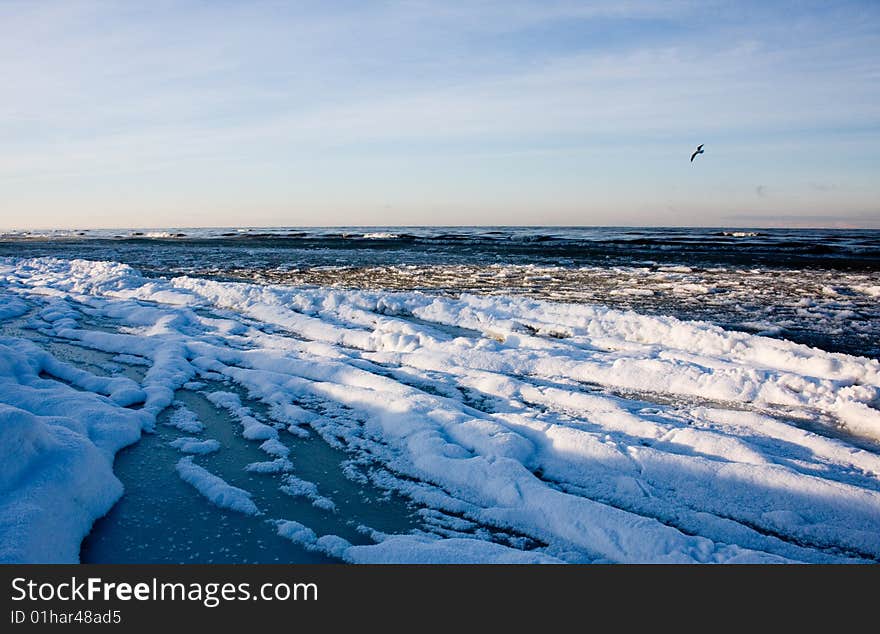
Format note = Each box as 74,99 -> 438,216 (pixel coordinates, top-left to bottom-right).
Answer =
4,223 -> 880,232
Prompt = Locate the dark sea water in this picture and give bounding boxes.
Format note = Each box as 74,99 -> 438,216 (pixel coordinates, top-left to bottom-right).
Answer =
4,225 -> 880,268
3,226 -> 879,358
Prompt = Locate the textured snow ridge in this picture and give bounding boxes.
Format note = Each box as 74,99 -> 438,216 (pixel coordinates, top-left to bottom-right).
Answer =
175,457 -> 259,515
2,256 -> 880,563
0,336 -> 148,563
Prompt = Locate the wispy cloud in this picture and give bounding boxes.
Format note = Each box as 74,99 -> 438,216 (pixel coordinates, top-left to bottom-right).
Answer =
1,1 -> 878,227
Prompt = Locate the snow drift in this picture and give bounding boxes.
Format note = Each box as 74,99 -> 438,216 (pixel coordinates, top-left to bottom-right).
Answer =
2,256 -> 880,563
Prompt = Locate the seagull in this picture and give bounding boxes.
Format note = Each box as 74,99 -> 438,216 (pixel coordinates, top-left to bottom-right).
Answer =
690,144 -> 704,162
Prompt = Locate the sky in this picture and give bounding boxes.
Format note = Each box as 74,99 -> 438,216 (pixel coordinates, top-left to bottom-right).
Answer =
1,0 -> 879,229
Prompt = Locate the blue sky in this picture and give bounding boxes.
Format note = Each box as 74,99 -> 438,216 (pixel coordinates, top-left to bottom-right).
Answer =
1,0 -> 878,229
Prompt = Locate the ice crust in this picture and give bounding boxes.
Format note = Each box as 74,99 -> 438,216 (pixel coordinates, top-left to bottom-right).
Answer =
2,256 -> 880,563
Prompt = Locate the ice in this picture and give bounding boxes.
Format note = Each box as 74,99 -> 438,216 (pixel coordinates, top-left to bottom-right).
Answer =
280,474 -> 337,511
143,231 -> 184,239
342,535 -> 563,564
169,437 -> 221,454
3,256 -> 880,563
721,231 -> 760,238
0,336 -> 146,562
854,285 -> 880,298
275,520 -> 318,545
259,438 -> 290,457
223,262 -> 880,359
275,521 -> 561,563
245,458 -> 292,473
175,456 -> 259,515
205,391 -> 278,440
0,404 -> 124,563
112,353 -> 151,366
0,297 -> 28,321
164,404 -> 204,433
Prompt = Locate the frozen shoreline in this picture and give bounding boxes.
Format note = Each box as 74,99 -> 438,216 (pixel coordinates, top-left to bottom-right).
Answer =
2,256 -> 880,563
5,228 -> 880,359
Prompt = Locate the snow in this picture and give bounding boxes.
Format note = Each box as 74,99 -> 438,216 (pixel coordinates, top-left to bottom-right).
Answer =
280,474 -> 337,511
0,336 -> 146,562
164,404 -> 204,433
169,437 -> 220,454
0,297 -> 28,321
175,456 -> 259,515
245,458 -> 292,473
275,520 -> 560,563
854,284 -> 880,298
0,404 -> 123,563
143,231 -> 184,239
2,256 -> 880,563
259,438 -> 290,457
721,231 -> 760,238
342,535 -> 562,564
205,391 -> 278,440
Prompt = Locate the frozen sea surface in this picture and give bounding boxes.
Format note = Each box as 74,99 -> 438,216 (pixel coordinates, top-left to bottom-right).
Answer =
1,240 -> 880,563
2,227 -> 879,358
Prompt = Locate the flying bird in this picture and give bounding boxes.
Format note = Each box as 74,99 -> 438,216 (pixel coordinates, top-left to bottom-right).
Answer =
690,144 -> 704,162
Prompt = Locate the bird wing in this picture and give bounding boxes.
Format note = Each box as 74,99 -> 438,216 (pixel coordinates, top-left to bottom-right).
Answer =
690,151 -> 697,162
697,144 -> 704,151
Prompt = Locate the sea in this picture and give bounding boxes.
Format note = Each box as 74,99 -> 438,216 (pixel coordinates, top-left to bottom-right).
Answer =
2,226 -> 879,358
3,225 -> 880,564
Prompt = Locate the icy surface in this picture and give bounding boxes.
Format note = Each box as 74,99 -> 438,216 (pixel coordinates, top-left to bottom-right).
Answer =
169,437 -> 220,454
245,458 -> 293,473
280,474 -> 337,512
4,227 -> 878,358
206,391 -> 278,440
275,520 -> 559,563
175,456 -> 259,515
0,336 -> 147,562
165,405 -> 204,433
2,256 -> 880,563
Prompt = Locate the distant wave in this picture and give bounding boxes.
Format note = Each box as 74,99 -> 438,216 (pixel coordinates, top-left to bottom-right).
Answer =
133,231 -> 187,239
717,231 -> 763,237
3,227 -> 880,270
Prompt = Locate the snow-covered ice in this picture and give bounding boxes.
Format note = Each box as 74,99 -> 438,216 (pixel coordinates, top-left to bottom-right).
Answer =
245,458 -> 293,473
169,437 -> 221,454
0,333 -> 147,562
205,391 -> 278,440
2,256 -> 880,563
165,404 -> 204,433
175,456 -> 259,515
280,474 -> 337,512
275,520 -> 559,563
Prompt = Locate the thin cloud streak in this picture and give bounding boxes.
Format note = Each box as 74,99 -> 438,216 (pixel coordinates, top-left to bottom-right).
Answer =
0,1 -> 878,228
